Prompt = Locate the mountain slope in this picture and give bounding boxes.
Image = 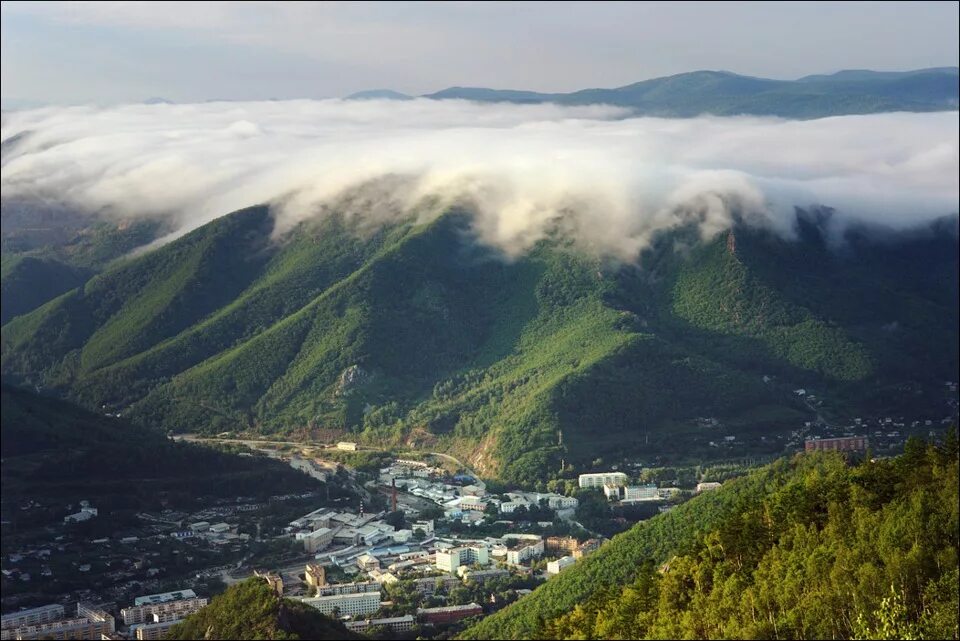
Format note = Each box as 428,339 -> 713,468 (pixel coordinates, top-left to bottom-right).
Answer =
166,578 -> 362,640
461,437 -> 959,639
0,255 -> 91,325
2,207 -> 957,483
425,68 -> 960,117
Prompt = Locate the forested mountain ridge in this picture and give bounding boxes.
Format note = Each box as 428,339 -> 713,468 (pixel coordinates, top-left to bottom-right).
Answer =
1,206 -> 957,483
460,435 -> 960,639
425,67 -> 960,117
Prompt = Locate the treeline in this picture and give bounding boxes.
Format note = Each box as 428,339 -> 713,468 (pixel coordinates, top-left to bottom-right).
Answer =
462,432 -> 959,639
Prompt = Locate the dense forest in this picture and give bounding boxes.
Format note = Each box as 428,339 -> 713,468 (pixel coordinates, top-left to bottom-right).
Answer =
461,434 -> 959,639
2,205 -> 957,484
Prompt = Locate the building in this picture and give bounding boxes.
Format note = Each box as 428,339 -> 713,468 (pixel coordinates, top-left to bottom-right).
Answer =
133,590 -> 197,607
132,620 -> 179,640
545,495 -> 578,510
695,482 -> 722,493
417,603 -> 483,625
255,571 -> 284,595
356,554 -> 380,572
805,436 -> 869,453
1,605 -> 65,632
188,521 -> 210,532
547,555 -> 576,575
578,472 -> 629,489
63,507 -> 98,523
603,484 -> 622,500
412,520 -> 434,535
344,615 -> 415,634
573,539 -> 601,560
458,567 -> 509,583
503,535 -> 544,565
459,496 -> 487,512
301,591 -> 380,617
545,536 -> 579,555
623,484 -> 659,501
305,563 -> 327,589
300,527 -> 335,553
337,442 -> 358,451
315,581 -> 381,597
412,574 -> 460,595
5,604 -> 114,641
436,546 -> 489,573
208,522 -> 232,534
121,597 -> 208,625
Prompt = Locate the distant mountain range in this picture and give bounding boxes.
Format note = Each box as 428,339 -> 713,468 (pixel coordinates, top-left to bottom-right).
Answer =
348,67 -> 959,118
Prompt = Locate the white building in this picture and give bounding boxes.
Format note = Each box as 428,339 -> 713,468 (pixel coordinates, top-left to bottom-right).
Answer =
344,615 -> 415,634
1,604 -> 65,631
696,482 -> 722,493
578,472 -> 629,489
545,495 -> 578,510
504,535 -> 544,565
337,442 -> 358,451
603,484 -> 622,500
436,546 -> 489,573
301,591 -> 380,617
301,527 -> 335,553
63,506 -> 98,523
134,589 -> 198,607
122,597 -> 208,625
547,555 -> 576,575
623,484 -> 659,501
459,496 -> 487,512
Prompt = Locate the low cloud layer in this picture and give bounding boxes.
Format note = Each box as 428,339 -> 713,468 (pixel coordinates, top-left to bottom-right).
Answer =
1,99 -> 957,259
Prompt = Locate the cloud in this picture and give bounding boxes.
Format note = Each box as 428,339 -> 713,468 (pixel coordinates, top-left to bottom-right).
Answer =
1,99 -> 957,260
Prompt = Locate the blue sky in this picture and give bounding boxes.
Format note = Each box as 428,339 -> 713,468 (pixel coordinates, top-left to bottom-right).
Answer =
2,1 -> 958,106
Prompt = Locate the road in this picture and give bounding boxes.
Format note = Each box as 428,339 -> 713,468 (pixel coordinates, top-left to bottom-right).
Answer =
173,435 -> 486,488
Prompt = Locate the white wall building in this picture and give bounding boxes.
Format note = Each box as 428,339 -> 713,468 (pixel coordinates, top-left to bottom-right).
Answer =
436,546 -> 490,573
578,472 -> 629,489
623,484 -> 659,501
547,555 -> 576,575
301,591 -> 380,617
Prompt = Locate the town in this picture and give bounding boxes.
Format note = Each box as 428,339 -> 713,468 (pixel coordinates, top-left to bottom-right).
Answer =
3,381 -> 957,641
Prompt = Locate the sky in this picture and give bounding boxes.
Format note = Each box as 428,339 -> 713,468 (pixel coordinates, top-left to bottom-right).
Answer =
2,1 -> 959,106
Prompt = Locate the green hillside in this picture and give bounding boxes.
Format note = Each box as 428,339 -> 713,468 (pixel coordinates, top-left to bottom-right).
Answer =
2,206 -> 957,483
461,434 -> 959,639
0,384 -> 323,509
0,255 -> 91,325
166,578 -> 362,640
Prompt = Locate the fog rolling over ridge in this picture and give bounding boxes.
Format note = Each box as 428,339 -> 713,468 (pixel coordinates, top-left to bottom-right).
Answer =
2,99 -> 958,260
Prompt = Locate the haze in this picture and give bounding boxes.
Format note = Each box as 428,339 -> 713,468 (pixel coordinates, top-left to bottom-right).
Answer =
2,1 -> 959,106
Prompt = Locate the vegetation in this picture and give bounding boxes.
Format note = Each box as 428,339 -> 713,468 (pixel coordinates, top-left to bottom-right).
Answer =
461,432 -> 959,639
2,206 -> 957,484
0,384 -> 326,513
166,578 -> 361,640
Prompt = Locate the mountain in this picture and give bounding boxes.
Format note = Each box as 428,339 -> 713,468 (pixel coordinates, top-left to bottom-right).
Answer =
1,255 -> 91,325
166,578 -> 362,640
0,384 -> 323,509
424,67 -> 960,117
1,206 -> 957,484
1,198 -> 168,322
461,438 -> 960,639
345,89 -> 413,100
